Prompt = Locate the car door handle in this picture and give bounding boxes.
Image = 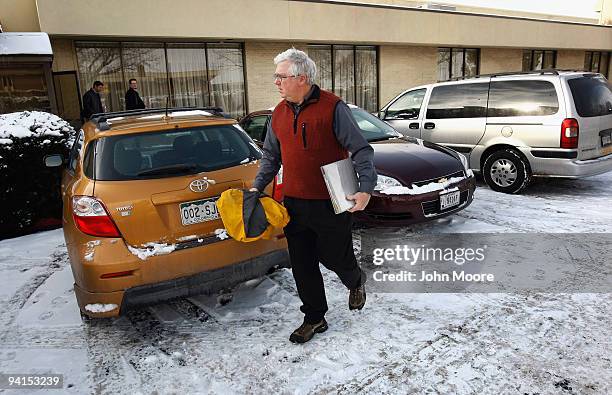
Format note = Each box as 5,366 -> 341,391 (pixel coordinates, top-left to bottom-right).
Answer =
409,122 -> 420,129
424,122 -> 435,130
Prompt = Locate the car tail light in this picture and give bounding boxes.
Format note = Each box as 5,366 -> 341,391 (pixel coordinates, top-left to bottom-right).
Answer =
561,118 -> 579,149
72,196 -> 121,237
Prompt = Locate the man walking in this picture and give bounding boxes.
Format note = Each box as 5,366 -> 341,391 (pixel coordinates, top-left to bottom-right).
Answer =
81,81 -> 104,121
251,48 -> 377,343
125,78 -> 145,110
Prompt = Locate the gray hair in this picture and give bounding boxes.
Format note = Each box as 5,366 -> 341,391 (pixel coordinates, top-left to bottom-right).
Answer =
274,48 -> 317,85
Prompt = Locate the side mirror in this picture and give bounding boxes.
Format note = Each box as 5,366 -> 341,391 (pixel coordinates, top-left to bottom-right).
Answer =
44,154 -> 64,167
378,109 -> 386,119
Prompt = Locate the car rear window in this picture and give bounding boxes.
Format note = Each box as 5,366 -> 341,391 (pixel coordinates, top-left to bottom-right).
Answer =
487,80 -> 559,117
85,125 -> 262,181
568,76 -> 612,118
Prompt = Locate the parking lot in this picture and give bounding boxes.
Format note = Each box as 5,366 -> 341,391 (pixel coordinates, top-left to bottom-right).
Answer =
0,172 -> 611,394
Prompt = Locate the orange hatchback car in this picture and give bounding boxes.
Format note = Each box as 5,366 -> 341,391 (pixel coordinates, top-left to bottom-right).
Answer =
45,108 -> 288,318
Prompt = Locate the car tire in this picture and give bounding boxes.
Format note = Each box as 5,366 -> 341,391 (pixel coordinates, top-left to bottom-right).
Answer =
482,149 -> 531,194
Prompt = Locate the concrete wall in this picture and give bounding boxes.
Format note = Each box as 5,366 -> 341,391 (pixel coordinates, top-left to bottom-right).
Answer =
244,42 -> 307,112
556,50 -> 587,70
35,0 -> 612,51
479,48 -> 523,74
379,45 -> 437,106
0,0 -> 40,31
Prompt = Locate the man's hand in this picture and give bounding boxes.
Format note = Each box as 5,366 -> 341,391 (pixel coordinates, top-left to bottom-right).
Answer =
346,192 -> 371,212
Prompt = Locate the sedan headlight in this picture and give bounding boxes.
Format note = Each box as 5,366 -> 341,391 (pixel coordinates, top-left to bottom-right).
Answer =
374,175 -> 403,191
457,153 -> 473,176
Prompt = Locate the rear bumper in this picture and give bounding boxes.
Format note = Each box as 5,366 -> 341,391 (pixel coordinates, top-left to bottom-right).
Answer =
523,149 -> 612,178
74,248 -> 289,317
354,176 -> 476,226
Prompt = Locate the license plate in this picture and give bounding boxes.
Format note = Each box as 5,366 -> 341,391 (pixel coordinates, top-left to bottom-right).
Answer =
440,190 -> 460,210
180,197 -> 220,226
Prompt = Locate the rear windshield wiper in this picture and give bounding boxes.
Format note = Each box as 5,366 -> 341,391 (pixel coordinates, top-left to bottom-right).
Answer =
137,163 -> 197,176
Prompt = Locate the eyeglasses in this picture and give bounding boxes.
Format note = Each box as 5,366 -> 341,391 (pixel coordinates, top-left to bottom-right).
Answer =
273,74 -> 298,82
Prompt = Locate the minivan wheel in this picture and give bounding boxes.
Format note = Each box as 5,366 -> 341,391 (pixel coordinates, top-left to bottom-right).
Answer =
483,149 -> 531,194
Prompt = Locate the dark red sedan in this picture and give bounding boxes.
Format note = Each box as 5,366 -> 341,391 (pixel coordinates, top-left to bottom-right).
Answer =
239,105 -> 476,226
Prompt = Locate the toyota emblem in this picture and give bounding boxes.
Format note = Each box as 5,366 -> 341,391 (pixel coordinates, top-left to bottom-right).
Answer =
189,179 -> 209,193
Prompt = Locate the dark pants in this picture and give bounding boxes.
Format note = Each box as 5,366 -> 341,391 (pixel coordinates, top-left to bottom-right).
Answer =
283,197 -> 365,324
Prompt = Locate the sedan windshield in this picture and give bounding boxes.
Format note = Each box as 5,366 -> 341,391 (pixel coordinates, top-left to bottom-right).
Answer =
350,107 -> 402,142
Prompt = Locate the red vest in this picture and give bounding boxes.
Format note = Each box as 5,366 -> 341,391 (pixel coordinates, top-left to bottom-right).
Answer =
272,89 -> 348,199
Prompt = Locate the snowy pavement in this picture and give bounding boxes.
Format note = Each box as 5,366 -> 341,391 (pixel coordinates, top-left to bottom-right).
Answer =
0,173 -> 611,394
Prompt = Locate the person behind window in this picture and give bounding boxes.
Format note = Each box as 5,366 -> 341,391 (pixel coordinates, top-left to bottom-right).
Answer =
81,81 -> 104,121
125,78 -> 145,111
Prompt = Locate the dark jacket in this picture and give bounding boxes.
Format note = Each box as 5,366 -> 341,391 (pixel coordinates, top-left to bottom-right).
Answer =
125,88 -> 145,110
253,85 -> 376,197
81,89 -> 104,121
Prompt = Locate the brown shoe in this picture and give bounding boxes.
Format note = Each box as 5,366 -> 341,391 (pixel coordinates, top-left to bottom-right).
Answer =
289,319 -> 328,343
349,284 -> 366,310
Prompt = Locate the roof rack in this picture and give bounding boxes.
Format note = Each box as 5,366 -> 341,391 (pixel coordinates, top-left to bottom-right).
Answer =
445,68 -> 596,82
90,106 -> 228,131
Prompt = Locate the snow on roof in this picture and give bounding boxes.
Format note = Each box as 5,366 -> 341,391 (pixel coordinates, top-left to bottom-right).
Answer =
0,111 -> 73,146
0,32 -> 53,56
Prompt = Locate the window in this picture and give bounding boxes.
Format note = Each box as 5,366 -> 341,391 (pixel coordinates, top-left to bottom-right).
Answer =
307,45 -> 378,113
487,80 -> 559,117
68,130 -> 85,172
385,89 -> 426,119
207,44 -> 246,119
584,51 -> 610,78
122,43 -> 169,110
0,65 -> 51,113
242,115 -> 269,142
522,50 -> 556,71
426,83 -> 489,119
350,107 -> 400,142
568,76 -> 612,118
75,42 -> 247,118
75,43 -> 123,112
437,48 -> 479,81
167,44 -> 210,108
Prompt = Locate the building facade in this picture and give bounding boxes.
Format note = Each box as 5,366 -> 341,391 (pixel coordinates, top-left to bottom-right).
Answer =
1,0 -> 611,123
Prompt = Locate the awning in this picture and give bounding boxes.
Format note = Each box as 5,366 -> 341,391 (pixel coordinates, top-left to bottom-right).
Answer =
0,32 -> 52,57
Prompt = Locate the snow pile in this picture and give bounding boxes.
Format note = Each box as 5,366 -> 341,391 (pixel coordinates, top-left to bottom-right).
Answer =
84,240 -> 101,262
84,303 -> 118,313
380,176 -> 466,195
215,229 -> 229,240
128,242 -> 176,260
0,111 -> 74,147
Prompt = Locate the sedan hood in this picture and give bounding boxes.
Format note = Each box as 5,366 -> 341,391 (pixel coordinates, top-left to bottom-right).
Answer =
371,138 -> 464,185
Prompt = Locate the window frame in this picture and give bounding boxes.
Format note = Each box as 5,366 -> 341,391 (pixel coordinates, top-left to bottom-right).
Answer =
306,44 -> 379,112
75,41 -> 248,117
522,49 -> 557,71
584,51 -> 610,78
437,47 -> 480,81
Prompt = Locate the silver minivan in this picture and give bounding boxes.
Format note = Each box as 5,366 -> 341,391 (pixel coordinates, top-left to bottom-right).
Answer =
379,70 -> 612,193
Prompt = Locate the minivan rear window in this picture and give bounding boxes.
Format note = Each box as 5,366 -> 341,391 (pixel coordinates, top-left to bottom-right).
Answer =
85,125 -> 262,181
487,80 -> 559,117
426,83 -> 488,119
568,76 -> 612,118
